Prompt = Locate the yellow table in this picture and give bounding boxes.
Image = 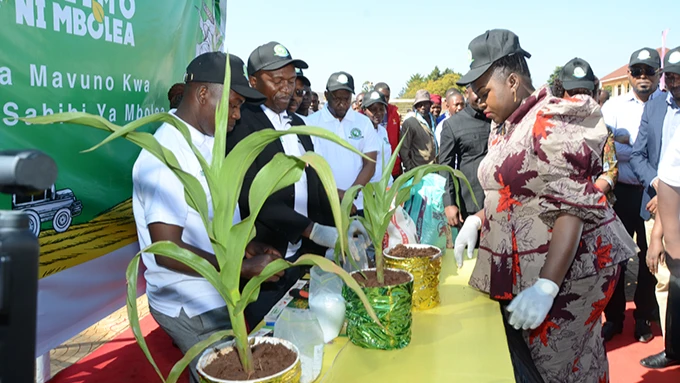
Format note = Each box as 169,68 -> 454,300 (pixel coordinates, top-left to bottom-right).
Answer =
314,252 -> 514,382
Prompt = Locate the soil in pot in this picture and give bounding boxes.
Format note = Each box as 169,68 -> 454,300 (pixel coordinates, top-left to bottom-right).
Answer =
203,342 -> 296,381
352,269 -> 411,288
388,244 -> 439,259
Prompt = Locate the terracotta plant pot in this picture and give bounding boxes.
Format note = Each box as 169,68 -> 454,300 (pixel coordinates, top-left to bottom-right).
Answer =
384,244 -> 442,310
197,337 -> 302,383
342,268 -> 414,350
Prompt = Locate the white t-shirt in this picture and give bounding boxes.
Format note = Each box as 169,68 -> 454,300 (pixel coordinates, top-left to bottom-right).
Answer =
307,108 -> 380,210
132,113 -> 240,318
372,123 -> 394,185
261,105 -> 309,259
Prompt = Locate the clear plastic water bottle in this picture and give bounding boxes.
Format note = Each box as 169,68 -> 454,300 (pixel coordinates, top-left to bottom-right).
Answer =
308,266 -> 346,343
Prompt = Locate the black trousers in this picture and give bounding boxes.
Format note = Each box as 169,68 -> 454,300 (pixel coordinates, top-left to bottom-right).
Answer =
499,302 -> 545,383
604,183 -> 659,323
666,257 -> 680,359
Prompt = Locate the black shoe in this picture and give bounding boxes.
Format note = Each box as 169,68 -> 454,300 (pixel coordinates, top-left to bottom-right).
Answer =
635,320 -> 654,343
640,351 -> 680,369
602,321 -> 623,342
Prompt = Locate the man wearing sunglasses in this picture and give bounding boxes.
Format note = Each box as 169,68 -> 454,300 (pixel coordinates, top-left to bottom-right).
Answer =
630,46 -> 680,369
287,68 -> 310,120
601,47 -> 663,344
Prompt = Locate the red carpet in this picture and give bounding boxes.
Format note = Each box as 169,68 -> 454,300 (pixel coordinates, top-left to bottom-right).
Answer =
51,303 -> 680,383
50,315 -> 188,383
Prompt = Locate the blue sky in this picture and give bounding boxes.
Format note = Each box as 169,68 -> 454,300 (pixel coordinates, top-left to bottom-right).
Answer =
226,0 -> 680,97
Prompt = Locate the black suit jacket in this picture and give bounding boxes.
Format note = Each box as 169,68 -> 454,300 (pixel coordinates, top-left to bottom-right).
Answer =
227,103 -> 332,256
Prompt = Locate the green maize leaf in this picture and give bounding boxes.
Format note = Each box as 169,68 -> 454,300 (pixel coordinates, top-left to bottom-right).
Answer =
211,51 -> 231,174
165,329 -> 234,383
333,184 -> 362,265
126,255 -> 165,382
236,254 -> 383,328
24,113 -> 216,237
217,153 -> 306,288
297,151 -> 346,258
215,126 -> 371,250
139,241 -> 234,308
378,133 -> 408,191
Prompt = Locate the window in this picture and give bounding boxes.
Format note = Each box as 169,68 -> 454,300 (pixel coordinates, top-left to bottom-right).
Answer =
14,194 -> 33,205
617,84 -> 622,96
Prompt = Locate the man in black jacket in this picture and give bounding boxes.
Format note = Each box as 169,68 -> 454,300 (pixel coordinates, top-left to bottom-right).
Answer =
439,86 -> 490,227
226,41 -> 346,327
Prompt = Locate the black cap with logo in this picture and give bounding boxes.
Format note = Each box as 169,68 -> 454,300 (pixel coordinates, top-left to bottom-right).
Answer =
629,48 -> 661,69
326,71 -> 355,93
457,29 -> 531,86
663,46 -> 680,75
248,41 -> 308,76
361,89 -> 388,109
559,58 -> 596,91
184,52 -> 266,103
295,68 -> 311,87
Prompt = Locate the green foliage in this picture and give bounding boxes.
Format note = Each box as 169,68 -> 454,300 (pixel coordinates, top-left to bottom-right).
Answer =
548,66 -> 563,86
24,59 -> 381,380
341,135 -> 477,284
399,67 -> 465,99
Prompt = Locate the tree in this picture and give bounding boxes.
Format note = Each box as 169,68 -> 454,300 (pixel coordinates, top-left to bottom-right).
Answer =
548,66 -> 563,86
398,67 -> 464,98
361,81 -> 374,94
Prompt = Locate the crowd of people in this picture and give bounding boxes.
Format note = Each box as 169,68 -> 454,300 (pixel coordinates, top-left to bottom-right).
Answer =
142,29 -> 680,382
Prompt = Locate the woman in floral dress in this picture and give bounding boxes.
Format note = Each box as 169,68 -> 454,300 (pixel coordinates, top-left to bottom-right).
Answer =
454,29 -> 637,383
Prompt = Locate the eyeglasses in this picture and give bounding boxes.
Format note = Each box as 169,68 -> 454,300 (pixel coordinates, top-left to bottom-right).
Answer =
295,89 -> 308,97
629,67 -> 658,78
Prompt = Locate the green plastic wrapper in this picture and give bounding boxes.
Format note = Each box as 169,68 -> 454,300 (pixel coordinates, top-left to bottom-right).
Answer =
342,268 -> 414,350
385,245 -> 442,310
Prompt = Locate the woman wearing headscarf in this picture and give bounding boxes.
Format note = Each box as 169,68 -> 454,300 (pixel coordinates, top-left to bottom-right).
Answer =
453,29 -> 636,382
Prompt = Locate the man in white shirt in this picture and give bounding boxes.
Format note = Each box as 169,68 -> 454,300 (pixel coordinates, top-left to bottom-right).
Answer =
434,89 -> 465,145
360,90 -> 393,185
133,52 -> 280,383
633,46 -> 680,369
601,47 -> 663,343
307,72 -> 379,216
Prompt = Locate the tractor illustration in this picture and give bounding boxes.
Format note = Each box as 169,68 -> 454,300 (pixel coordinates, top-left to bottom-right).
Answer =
12,185 -> 83,237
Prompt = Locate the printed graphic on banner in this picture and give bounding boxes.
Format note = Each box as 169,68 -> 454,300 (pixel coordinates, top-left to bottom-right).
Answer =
0,0 -> 224,278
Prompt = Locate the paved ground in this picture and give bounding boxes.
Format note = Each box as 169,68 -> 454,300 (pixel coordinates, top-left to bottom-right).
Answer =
48,295 -> 149,377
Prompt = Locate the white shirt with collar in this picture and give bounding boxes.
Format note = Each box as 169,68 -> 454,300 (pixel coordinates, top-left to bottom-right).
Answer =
306,107 -> 380,210
601,88 -> 663,185
372,123 -> 394,185
261,105 -> 309,259
661,93 -> 680,162
133,112 -> 240,318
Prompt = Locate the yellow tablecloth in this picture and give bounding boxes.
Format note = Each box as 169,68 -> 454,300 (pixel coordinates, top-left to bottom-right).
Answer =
314,251 -> 514,382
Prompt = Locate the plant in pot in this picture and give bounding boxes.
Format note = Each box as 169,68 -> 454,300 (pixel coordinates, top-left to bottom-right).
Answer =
25,61 -> 381,383
338,138 -> 476,349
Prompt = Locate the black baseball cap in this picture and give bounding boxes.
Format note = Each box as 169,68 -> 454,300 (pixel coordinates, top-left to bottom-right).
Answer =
629,48 -> 661,69
326,71 -> 355,93
295,68 -> 311,87
247,41 -> 308,76
184,52 -> 265,103
362,89 -> 387,109
457,29 -> 531,86
559,58 -> 596,91
663,46 -> 680,75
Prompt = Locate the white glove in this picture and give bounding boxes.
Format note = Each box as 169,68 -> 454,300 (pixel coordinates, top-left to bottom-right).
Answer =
309,223 -> 339,248
506,278 -> 559,330
348,220 -> 370,247
454,215 -> 481,267
310,221 -> 370,249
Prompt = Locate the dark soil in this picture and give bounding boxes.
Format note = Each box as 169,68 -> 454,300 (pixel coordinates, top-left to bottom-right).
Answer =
388,244 -> 439,259
203,342 -> 296,381
353,269 -> 410,288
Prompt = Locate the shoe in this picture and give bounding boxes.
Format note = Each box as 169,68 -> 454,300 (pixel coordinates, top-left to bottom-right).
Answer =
602,321 -> 623,342
640,351 -> 680,369
635,320 -> 654,343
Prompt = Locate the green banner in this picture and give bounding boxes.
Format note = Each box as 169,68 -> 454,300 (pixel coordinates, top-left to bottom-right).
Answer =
0,0 -> 223,278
